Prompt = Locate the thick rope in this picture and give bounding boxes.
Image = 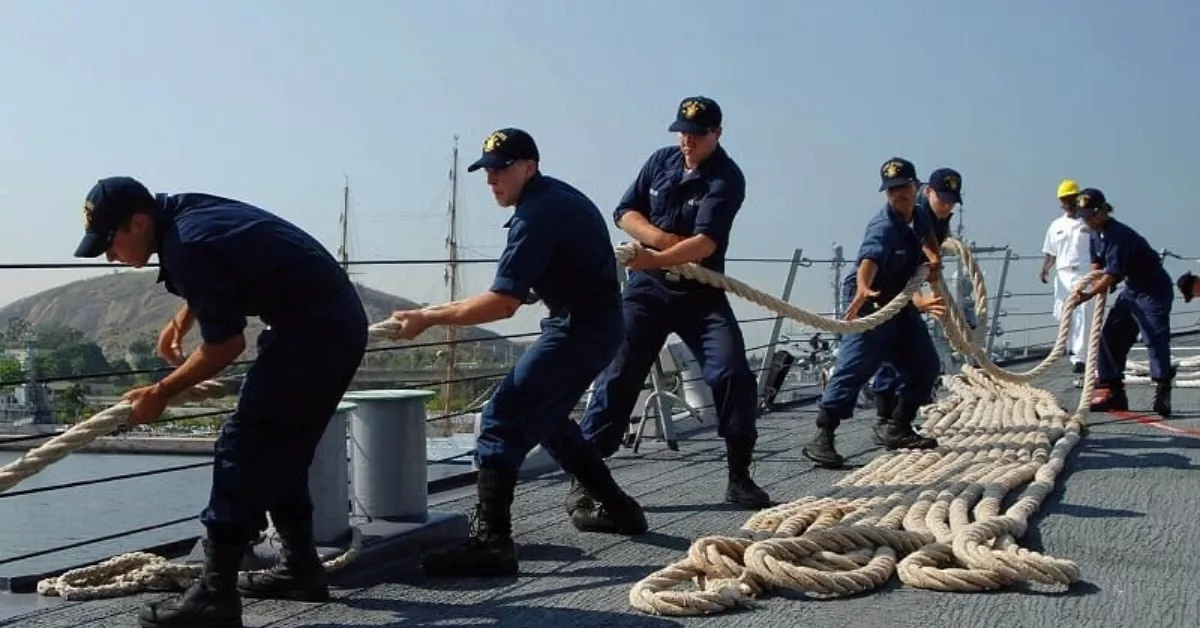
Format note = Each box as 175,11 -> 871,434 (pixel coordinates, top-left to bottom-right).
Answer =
624,238 -> 1107,615
7,318 -> 405,600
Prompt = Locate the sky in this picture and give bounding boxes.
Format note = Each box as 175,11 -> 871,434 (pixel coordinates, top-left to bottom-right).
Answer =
1,0 -> 1198,354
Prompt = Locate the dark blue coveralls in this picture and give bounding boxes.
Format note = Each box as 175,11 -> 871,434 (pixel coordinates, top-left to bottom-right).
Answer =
474,173 -> 627,476
1089,217 -> 1174,384
577,145 -> 758,455
816,203 -> 941,431
155,193 -> 368,545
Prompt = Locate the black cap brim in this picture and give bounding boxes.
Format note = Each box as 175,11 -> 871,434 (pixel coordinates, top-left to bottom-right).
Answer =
466,154 -> 516,173
73,231 -> 107,258
879,178 -> 917,192
668,120 -> 710,134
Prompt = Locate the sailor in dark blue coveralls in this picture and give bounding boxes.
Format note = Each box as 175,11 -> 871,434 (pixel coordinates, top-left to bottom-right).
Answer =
869,168 -> 961,434
570,96 -> 771,512
387,128 -> 647,579
72,176 -> 369,628
802,158 -> 944,469
1074,188 -> 1175,417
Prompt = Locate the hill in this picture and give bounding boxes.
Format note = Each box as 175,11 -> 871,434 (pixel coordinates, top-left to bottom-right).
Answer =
0,270 -> 518,359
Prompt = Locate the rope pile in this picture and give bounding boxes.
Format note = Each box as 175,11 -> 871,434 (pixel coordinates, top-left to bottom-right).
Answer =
618,238 -> 1107,616
1126,355 -> 1200,387
0,318 -> 406,600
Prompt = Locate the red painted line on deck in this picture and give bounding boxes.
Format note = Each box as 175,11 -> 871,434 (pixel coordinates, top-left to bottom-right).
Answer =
1108,410 -> 1200,438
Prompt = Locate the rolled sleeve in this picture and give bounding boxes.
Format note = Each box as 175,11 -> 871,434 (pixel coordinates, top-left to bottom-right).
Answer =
857,222 -> 888,265
491,213 -> 557,301
613,154 -> 658,225
692,175 -> 745,248
168,243 -> 247,344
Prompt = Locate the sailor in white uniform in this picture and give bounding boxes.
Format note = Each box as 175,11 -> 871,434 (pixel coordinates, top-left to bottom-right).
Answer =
1039,178 -> 1092,373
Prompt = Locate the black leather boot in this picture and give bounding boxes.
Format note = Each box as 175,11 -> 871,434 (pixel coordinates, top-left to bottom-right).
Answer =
138,537 -> 244,628
723,438 -> 770,509
423,467 -> 519,577
236,518 -> 329,602
567,456 -> 648,535
564,476 -> 595,515
1089,381 -> 1129,412
872,392 -> 897,445
874,398 -> 937,450
801,409 -> 845,468
1153,379 -> 1172,418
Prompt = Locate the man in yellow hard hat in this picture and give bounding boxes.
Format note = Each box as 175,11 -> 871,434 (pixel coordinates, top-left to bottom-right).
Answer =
1039,178 -> 1093,373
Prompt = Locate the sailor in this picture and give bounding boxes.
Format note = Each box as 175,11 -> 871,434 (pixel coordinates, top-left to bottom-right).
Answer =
72,176 -> 369,628
868,167 -> 961,435
1075,188 -> 1174,416
388,128 -> 647,578
571,96 -> 771,512
1039,179 -> 1093,373
802,158 -> 943,469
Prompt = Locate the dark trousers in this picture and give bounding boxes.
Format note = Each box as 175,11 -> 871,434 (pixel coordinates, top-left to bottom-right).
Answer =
1096,288 -> 1173,383
475,319 -> 622,477
200,287 -> 368,544
818,304 -> 939,429
578,275 -> 758,458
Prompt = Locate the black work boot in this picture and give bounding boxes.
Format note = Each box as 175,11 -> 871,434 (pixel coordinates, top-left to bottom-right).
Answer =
567,456 -> 648,535
138,536 -> 244,628
564,476 -> 595,515
423,467 -> 519,578
723,438 -> 771,509
1089,381 -> 1129,412
871,392 -> 897,445
874,398 -> 938,450
236,519 -> 329,602
801,409 -> 844,468
1153,379 -> 1173,418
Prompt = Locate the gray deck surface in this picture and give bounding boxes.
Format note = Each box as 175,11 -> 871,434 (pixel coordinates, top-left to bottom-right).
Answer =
4,343 -> 1199,628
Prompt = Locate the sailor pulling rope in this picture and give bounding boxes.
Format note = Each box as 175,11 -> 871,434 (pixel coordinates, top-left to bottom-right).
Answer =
7,238 -> 1096,607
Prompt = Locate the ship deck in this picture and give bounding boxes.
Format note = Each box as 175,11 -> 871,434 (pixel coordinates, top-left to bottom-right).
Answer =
3,338 -> 1200,628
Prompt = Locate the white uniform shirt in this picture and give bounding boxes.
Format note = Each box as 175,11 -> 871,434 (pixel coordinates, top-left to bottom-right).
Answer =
1042,214 -> 1091,271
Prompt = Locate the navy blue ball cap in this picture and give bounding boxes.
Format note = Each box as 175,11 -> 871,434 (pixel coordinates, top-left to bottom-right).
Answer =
74,176 -> 155,258
927,167 -> 964,205
878,157 -> 918,191
668,96 -> 722,135
1074,187 -> 1110,218
467,128 -> 540,173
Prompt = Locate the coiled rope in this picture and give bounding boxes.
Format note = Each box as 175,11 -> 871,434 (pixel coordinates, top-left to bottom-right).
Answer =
1,318 -> 406,600
617,238 -> 1107,615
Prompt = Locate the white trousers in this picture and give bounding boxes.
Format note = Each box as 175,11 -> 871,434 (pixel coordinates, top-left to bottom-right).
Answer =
1053,268 -> 1092,363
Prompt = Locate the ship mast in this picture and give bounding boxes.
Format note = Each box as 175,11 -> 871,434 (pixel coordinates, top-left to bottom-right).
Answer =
442,136 -> 461,418
338,175 -> 352,275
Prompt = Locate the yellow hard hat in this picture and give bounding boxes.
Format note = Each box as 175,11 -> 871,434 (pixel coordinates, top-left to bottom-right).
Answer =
1056,179 -> 1080,198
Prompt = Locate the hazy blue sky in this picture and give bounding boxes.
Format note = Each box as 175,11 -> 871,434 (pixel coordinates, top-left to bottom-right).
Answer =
1,0 -> 1197,350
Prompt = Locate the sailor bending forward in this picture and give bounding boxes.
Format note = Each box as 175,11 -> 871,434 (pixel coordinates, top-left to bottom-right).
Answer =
73,176 -> 369,628
1075,188 -> 1174,417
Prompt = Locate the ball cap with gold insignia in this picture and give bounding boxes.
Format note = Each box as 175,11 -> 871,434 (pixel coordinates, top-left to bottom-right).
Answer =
668,96 -> 722,135
467,128 -> 540,173
927,167 -> 964,205
73,176 -> 155,258
1074,187 -> 1108,217
878,157 -> 918,191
